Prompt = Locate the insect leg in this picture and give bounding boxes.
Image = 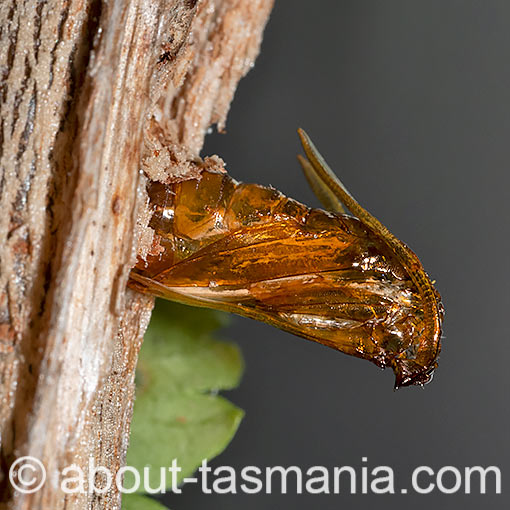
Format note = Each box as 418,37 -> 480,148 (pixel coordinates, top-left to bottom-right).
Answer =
297,154 -> 346,213
297,128 -> 380,229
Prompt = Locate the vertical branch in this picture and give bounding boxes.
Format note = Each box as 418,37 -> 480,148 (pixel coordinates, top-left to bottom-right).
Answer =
0,1 -> 273,509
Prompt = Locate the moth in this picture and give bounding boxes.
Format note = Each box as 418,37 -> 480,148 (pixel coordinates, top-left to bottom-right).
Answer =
129,130 -> 443,388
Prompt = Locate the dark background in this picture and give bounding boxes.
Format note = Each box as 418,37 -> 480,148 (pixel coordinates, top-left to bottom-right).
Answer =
165,1 -> 509,508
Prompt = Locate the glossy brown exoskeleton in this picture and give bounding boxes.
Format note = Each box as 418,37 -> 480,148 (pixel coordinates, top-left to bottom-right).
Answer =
130,130 -> 444,388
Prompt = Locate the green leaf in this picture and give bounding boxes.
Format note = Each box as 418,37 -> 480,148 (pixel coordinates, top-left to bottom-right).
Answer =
124,299 -> 244,498
122,494 -> 168,510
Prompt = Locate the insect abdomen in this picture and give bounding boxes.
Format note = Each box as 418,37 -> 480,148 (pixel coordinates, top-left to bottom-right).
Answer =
140,169 -> 365,275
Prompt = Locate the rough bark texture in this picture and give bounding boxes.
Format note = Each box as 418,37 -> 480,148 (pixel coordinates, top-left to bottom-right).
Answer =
0,1 -> 273,508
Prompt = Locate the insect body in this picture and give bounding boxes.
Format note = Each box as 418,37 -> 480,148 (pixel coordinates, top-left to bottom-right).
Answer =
129,130 -> 443,388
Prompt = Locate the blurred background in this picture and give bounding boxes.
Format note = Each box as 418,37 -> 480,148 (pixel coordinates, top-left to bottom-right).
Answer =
165,1 -> 510,508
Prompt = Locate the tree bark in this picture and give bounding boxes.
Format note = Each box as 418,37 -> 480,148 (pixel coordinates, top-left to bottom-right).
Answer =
0,1 -> 273,508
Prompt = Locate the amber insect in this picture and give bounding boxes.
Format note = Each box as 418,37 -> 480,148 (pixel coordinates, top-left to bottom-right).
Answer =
129,130 -> 443,388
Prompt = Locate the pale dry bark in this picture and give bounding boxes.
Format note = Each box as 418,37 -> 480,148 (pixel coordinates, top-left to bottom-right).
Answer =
0,1 -> 273,508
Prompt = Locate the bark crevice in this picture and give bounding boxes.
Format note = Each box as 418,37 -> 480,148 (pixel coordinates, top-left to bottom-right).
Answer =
0,1 -> 273,508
